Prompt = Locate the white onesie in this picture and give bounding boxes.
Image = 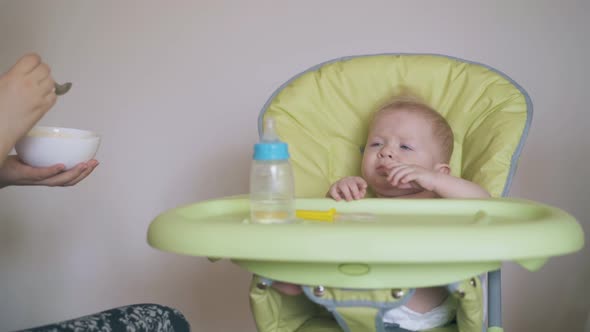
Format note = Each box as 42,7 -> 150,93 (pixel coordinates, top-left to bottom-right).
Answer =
382,296 -> 457,331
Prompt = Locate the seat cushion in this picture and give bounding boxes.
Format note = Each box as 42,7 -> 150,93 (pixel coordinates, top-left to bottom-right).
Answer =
262,54 -> 530,197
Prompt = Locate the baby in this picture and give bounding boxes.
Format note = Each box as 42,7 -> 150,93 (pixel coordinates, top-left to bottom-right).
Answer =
327,95 -> 490,330
329,95 -> 489,201
273,94 -> 490,331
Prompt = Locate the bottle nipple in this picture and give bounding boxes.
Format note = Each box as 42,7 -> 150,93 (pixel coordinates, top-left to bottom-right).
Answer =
262,117 -> 279,142
253,116 -> 289,160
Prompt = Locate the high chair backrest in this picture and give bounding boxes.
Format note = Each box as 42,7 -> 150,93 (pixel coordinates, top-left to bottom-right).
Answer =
259,54 -> 532,198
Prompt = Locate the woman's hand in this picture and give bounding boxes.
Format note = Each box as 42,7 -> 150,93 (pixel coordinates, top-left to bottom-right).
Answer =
0,54 -> 57,161
0,156 -> 99,188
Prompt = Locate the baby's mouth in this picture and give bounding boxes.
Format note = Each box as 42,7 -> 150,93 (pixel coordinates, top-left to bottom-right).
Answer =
376,165 -> 389,176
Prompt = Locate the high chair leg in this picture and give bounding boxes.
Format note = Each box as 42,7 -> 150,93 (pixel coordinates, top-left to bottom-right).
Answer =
487,270 -> 503,332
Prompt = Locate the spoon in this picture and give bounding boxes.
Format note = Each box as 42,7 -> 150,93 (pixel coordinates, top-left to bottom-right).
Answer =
54,82 -> 72,96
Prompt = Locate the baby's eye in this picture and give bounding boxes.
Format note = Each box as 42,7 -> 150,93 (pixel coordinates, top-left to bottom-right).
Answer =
400,144 -> 413,151
369,142 -> 383,147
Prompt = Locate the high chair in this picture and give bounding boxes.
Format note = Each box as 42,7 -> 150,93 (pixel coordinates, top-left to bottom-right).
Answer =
148,54 -> 584,332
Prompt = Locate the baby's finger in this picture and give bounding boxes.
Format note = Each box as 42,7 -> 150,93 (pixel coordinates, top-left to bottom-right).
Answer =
400,172 -> 419,184
398,172 -> 419,189
387,165 -> 407,182
349,183 -> 362,200
358,186 -> 367,198
329,186 -> 342,201
354,177 -> 368,189
387,165 -> 405,183
338,185 -> 353,201
392,167 -> 414,187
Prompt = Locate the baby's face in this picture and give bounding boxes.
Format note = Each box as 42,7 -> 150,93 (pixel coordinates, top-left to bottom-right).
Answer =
361,109 -> 444,197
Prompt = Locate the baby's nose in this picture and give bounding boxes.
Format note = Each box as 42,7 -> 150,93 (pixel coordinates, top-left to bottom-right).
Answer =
378,150 -> 394,159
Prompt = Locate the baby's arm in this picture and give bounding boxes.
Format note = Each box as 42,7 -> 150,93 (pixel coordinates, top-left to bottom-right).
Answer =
428,172 -> 490,198
327,176 -> 368,201
388,164 -> 490,198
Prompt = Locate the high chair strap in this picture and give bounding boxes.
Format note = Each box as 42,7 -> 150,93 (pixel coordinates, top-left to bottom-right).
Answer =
302,286 -> 415,332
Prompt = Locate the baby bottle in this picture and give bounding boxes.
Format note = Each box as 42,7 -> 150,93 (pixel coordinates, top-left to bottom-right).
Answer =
250,117 -> 295,224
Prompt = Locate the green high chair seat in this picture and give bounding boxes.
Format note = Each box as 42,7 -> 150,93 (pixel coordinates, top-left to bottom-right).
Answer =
147,54 -> 584,332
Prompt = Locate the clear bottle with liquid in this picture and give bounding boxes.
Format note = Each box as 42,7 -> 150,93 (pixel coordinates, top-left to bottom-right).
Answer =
250,117 -> 295,224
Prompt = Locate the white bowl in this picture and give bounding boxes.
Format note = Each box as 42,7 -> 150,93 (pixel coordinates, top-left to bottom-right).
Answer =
15,126 -> 101,170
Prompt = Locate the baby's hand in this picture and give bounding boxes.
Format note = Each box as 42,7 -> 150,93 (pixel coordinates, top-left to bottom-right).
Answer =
387,164 -> 438,192
327,176 -> 367,201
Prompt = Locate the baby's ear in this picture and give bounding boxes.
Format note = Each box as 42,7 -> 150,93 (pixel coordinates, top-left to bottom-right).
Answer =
435,163 -> 451,175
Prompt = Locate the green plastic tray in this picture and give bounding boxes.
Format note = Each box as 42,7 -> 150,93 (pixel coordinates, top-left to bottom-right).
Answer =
147,197 -> 584,288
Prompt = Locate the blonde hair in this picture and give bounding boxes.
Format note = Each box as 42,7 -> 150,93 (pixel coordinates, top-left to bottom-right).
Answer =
372,91 -> 454,163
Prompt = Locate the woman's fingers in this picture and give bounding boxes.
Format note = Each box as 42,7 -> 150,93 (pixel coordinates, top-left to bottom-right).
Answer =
39,76 -> 56,96
11,53 -> 41,75
23,163 -> 65,183
63,160 -> 99,186
30,62 -> 51,83
37,163 -> 88,186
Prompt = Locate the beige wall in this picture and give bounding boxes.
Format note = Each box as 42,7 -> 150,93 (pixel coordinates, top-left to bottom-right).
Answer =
0,1 -> 588,331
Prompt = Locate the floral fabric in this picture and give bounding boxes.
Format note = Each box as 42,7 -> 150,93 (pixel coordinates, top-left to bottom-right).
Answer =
18,304 -> 190,332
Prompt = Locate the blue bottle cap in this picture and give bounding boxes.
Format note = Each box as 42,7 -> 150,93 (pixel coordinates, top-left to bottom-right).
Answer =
254,141 -> 290,160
